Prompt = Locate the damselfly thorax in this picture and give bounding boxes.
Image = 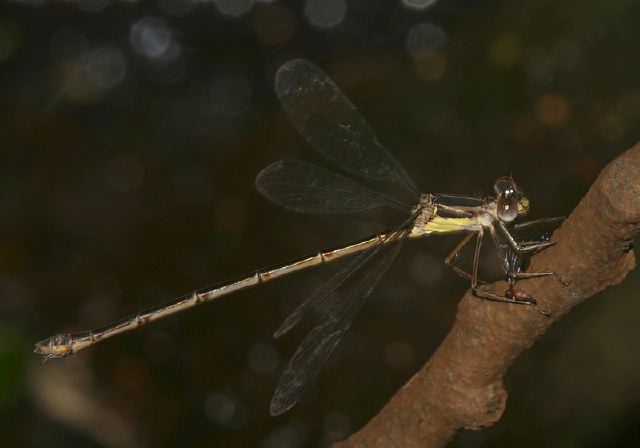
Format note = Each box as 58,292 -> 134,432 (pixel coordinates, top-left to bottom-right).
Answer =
35,59 -> 560,416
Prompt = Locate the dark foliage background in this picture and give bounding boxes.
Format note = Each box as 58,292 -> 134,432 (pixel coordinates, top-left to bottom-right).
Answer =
1,0 -> 640,446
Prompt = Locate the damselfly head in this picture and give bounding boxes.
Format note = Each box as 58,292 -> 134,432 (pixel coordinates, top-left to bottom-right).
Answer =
494,176 -> 528,222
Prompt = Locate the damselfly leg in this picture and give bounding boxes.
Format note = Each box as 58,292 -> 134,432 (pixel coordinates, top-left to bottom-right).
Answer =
35,59 -> 564,415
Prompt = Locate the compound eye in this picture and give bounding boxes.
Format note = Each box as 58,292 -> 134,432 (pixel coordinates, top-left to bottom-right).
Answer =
494,176 -> 517,196
497,195 -> 518,222
494,177 -> 519,222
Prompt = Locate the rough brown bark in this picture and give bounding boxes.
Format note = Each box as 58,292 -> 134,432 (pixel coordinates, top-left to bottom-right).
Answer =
335,144 -> 640,448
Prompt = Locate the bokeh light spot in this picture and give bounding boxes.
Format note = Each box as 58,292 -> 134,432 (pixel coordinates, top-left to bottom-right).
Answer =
534,93 -> 571,128
84,46 -> 127,89
214,0 -> 254,17
489,34 -> 522,70
401,0 -> 439,10
205,391 -> 238,426
247,342 -> 279,375
130,17 -> 178,60
524,48 -> 554,85
414,50 -> 447,81
262,420 -> 310,448
56,65 -> 102,103
406,22 -> 446,60
304,0 -> 346,29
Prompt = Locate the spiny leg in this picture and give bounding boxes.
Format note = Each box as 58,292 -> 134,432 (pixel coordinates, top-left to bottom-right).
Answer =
510,266 -> 568,287
512,217 -> 565,247
502,241 -> 569,288
469,227 -> 484,289
497,220 -> 555,254
469,223 -> 552,316
444,232 -> 487,284
473,287 -> 551,316
513,216 -> 565,230
493,220 -> 566,286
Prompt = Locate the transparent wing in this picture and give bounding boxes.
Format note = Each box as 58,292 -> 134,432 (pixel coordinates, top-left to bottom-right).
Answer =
275,59 -> 419,197
273,231 -> 392,339
269,233 -> 405,416
256,160 -> 410,214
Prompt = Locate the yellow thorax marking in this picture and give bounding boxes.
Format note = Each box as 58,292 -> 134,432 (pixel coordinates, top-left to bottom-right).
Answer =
423,216 -> 476,233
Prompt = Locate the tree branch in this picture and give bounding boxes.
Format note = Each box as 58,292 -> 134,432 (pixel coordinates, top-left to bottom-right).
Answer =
335,144 -> 640,448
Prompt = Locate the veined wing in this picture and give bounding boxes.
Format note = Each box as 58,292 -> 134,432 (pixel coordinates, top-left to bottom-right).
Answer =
270,230 -> 406,416
275,59 -> 419,197
256,160 -> 410,214
273,229 -> 398,339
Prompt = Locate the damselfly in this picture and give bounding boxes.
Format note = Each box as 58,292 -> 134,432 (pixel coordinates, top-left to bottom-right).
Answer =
35,59 -> 558,416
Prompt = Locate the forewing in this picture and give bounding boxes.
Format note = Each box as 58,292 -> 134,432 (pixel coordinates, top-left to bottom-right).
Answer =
256,160 -> 407,214
275,59 -> 419,196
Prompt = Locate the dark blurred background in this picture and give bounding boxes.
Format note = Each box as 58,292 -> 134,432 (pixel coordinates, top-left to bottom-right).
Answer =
2,0 -> 640,446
